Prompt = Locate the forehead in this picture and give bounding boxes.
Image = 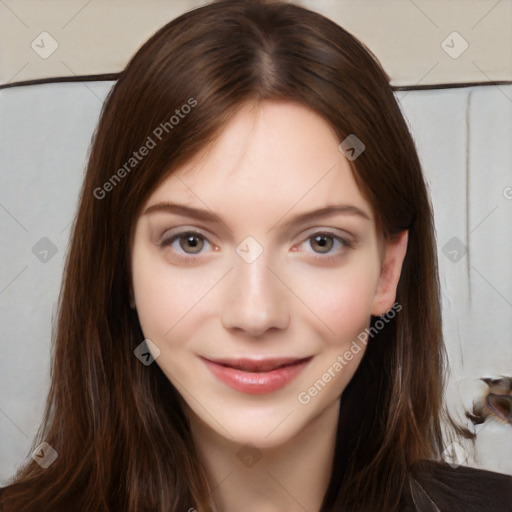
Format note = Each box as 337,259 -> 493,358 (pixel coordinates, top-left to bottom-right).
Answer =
145,100 -> 372,223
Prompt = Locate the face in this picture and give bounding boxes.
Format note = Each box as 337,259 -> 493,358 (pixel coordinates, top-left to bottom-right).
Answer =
131,100 -> 407,449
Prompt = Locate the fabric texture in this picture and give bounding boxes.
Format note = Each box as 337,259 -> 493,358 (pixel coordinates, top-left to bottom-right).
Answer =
400,459 -> 512,512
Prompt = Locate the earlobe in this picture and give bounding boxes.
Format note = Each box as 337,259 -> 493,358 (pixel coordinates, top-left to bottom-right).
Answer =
370,230 -> 408,316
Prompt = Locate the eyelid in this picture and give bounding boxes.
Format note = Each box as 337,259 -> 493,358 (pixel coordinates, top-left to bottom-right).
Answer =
158,226 -> 208,243
159,226 -> 213,245
296,226 -> 356,245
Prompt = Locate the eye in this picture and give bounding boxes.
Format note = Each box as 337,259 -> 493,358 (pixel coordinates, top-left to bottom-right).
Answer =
298,231 -> 354,258
161,230 -> 211,256
310,233 -> 334,253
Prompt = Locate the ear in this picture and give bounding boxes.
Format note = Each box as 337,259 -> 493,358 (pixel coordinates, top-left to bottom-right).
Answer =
370,230 -> 408,316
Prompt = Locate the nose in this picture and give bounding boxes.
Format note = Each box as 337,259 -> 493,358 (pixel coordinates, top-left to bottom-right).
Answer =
221,253 -> 290,337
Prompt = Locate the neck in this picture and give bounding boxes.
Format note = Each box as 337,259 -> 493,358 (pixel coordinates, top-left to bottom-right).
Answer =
188,399 -> 340,512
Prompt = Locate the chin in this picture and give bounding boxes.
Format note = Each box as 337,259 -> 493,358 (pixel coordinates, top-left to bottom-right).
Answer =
190,389 -> 337,451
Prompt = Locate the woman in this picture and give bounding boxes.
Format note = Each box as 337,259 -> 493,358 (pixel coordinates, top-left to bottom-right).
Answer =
2,0 -> 511,510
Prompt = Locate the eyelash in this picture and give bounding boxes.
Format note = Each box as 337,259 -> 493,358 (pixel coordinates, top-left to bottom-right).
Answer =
159,230 -> 354,263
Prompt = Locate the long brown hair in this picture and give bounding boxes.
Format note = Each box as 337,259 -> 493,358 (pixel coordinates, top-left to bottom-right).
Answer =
2,1 -> 456,510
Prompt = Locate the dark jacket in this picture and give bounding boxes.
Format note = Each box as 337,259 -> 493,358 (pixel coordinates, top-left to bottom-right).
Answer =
400,459 -> 512,511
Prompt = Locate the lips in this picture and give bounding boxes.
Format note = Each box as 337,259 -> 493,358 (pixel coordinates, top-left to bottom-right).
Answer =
207,357 -> 312,373
201,356 -> 313,394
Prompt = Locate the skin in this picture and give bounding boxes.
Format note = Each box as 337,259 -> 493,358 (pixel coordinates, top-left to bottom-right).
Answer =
131,100 -> 408,512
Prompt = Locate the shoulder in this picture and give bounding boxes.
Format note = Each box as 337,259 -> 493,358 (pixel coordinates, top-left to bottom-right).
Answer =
401,459 -> 512,512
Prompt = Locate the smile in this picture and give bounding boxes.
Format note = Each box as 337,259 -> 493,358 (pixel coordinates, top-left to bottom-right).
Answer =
201,356 -> 313,394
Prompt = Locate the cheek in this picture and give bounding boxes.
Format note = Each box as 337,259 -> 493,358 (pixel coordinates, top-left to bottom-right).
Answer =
131,243 -> 179,340
288,256 -> 381,341
131,244 -> 220,343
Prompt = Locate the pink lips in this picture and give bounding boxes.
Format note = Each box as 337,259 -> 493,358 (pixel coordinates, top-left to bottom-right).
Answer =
202,356 -> 313,394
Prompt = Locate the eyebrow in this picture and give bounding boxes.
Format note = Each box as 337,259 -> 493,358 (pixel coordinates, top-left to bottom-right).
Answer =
143,201 -> 371,230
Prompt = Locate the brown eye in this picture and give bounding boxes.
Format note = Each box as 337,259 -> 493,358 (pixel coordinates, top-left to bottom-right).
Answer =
179,233 -> 205,254
310,234 -> 334,253
160,230 -> 213,260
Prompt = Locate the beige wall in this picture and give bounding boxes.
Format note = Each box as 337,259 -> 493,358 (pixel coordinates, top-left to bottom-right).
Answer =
1,0 -> 511,87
